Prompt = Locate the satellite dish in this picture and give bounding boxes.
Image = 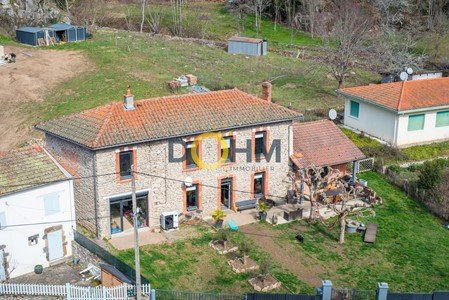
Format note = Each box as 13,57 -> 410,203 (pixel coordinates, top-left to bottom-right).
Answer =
406,67 -> 413,75
399,72 -> 408,81
184,176 -> 193,187
328,109 -> 337,120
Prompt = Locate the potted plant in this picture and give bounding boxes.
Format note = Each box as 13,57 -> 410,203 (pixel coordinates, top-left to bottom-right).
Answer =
211,209 -> 226,228
34,264 -> 43,274
256,201 -> 270,221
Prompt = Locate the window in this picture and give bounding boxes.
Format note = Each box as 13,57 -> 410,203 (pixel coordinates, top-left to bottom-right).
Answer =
44,193 -> 60,216
408,114 -> 425,131
350,101 -> 360,118
436,111 -> 449,128
119,151 -> 133,179
0,212 -> 5,230
186,184 -> 199,211
185,141 -> 199,169
221,136 -> 235,163
253,172 -> 265,198
254,131 -> 266,159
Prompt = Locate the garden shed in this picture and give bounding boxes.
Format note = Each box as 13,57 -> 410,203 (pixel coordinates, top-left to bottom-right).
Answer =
15,27 -> 55,46
228,37 -> 267,56
49,24 -> 86,42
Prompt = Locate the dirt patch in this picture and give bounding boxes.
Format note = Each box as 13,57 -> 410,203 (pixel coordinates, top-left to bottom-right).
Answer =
228,256 -> 259,273
0,45 -> 90,151
240,223 -> 324,286
248,274 -> 281,292
209,240 -> 238,254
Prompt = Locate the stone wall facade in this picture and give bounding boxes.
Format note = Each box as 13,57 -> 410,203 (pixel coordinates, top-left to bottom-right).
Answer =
45,134 -> 98,235
94,122 -> 293,237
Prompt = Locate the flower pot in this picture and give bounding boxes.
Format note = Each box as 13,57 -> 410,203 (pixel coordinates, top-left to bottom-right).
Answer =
34,265 -> 43,274
259,212 -> 267,221
215,220 -> 224,229
73,258 -> 80,265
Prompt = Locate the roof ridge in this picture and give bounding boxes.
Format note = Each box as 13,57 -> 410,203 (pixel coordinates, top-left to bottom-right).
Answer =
397,80 -> 407,110
135,89 -> 237,104
92,103 -> 117,148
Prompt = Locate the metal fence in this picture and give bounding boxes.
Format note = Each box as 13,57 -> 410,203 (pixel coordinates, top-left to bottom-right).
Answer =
348,158 -> 375,174
74,230 -> 149,284
155,289 -> 243,300
387,293 -> 433,300
332,288 -> 376,300
246,293 -> 320,300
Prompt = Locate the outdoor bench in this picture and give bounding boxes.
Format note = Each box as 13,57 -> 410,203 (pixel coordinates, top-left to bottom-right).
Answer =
235,198 -> 258,211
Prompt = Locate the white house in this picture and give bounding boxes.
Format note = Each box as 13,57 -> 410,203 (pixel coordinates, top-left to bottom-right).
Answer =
337,77 -> 449,148
0,146 -> 75,280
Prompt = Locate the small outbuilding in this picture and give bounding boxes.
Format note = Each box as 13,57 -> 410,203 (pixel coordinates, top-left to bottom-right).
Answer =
100,264 -> 134,287
16,24 -> 87,46
228,36 -> 267,56
49,24 -> 86,42
15,27 -> 55,46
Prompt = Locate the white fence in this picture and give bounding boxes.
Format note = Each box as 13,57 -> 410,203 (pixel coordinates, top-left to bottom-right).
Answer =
0,283 -> 151,299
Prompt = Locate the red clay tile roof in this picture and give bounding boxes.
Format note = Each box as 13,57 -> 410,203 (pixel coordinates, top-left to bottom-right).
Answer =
337,77 -> 449,112
291,120 -> 365,169
35,89 -> 301,149
0,146 -> 68,196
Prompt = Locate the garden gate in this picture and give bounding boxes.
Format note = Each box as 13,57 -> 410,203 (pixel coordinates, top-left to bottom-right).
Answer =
331,288 -> 376,300
246,293 -> 320,300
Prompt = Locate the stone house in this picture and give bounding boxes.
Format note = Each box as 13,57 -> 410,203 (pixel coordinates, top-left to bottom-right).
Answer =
337,77 -> 449,148
35,84 -> 301,238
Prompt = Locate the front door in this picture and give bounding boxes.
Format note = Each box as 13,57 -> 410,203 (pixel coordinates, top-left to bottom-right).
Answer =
221,178 -> 233,209
48,230 -> 63,261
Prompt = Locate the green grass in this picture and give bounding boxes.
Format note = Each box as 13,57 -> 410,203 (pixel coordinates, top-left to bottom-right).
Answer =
28,29 -> 376,124
117,173 -> 449,293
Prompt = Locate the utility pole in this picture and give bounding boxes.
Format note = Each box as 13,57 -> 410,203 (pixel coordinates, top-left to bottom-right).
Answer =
131,165 -> 142,300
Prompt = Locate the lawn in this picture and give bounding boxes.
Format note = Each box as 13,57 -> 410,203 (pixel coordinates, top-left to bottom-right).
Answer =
30,29 -> 376,125
117,172 -> 449,294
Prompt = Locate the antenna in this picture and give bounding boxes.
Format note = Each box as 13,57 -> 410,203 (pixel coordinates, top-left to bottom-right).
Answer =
399,72 -> 408,81
406,67 -> 413,75
328,109 -> 337,120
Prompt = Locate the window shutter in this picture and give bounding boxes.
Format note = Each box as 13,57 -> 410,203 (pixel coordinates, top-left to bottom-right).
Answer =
408,114 -> 425,131
44,193 -> 60,216
436,111 -> 449,128
350,101 -> 359,118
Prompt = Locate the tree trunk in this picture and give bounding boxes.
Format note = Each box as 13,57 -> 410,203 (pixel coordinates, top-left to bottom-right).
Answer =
339,215 -> 346,244
140,0 -> 146,33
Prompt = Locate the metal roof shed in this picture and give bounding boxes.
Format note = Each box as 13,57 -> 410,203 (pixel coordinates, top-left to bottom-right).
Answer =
49,24 -> 87,42
228,36 -> 267,56
16,27 -> 55,46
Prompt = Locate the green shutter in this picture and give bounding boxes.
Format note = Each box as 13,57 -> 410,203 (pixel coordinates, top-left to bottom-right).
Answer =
408,114 -> 425,131
436,111 -> 449,128
350,101 -> 359,118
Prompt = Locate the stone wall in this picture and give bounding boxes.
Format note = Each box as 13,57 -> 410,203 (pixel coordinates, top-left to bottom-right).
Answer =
95,122 -> 293,237
71,240 -> 106,269
46,134 -> 98,235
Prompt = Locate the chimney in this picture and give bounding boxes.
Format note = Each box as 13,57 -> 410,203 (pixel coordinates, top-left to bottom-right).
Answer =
123,85 -> 135,110
261,81 -> 272,102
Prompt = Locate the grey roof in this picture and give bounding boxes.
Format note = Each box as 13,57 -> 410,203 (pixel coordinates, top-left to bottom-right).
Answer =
99,264 -> 134,284
50,24 -> 76,30
16,27 -> 43,33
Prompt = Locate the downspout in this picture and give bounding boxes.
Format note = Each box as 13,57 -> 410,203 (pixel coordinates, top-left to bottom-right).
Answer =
93,151 -> 99,238
392,115 -> 399,147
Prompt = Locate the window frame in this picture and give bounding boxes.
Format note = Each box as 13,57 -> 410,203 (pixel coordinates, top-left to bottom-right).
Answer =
119,151 -> 133,180
254,131 -> 267,160
350,100 -> 360,118
116,148 -> 138,183
407,114 -> 425,131
185,141 -> 199,169
252,172 -> 266,198
44,193 -> 60,216
220,135 -> 236,164
436,111 -> 449,128
185,183 -> 202,212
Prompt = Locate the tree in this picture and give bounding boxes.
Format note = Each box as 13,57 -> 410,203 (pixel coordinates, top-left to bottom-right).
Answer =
146,3 -> 163,34
302,0 -> 319,38
171,0 -> 184,36
249,0 -> 271,36
227,0 -> 251,33
372,0 -> 411,33
140,0 -> 146,33
317,0 -> 372,88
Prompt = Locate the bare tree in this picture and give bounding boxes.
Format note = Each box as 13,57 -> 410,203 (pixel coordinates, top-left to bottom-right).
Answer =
171,0 -> 184,36
372,0 -> 411,33
227,0 -> 251,33
146,3 -> 163,34
317,0 -> 372,88
303,0 -> 319,38
325,179 -> 374,244
249,0 -> 271,36
140,0 -> 146,33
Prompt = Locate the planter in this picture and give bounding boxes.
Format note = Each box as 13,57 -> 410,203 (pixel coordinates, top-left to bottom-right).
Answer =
34,265 -> 43,274
73,258 -> 80,265
259,212 -> 267,221
345,223 -> 358,233
215,220 -> 224,229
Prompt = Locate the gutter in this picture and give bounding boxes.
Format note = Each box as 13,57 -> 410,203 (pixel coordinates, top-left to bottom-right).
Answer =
35,117 -> 302,151
336,91 -> 449,115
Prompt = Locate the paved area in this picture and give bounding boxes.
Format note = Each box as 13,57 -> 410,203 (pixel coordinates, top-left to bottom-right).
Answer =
9,261 -> 92,286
